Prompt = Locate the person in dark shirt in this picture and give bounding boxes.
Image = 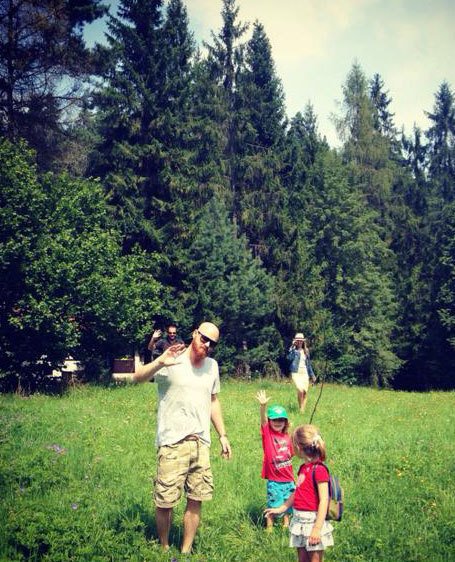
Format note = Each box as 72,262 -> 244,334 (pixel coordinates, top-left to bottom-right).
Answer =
147,323 -> 184,360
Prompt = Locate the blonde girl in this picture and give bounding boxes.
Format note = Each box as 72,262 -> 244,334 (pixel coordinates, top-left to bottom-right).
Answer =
265,424 -> 334,562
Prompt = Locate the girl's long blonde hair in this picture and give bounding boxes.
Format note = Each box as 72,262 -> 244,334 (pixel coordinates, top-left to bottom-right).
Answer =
292,424 -> 326,461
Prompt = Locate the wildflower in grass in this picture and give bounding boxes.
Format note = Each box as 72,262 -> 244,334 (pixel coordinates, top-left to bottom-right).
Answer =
47,444 -> 66,454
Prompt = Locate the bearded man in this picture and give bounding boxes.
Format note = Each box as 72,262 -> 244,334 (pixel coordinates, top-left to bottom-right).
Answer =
114,321 -> 231,554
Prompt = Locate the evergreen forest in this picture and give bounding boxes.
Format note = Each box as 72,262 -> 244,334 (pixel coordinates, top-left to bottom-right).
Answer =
1,0 -> 454,392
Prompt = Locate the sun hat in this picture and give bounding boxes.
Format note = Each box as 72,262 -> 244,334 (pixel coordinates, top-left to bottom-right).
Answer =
294,332 -> 305,340
267,404 -> 288,420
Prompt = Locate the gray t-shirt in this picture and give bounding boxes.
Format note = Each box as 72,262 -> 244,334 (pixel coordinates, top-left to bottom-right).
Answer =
154,354 -> 220,447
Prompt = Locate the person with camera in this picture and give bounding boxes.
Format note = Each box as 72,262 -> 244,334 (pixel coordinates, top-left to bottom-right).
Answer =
147,322 -> 184,360
287,333 -> 316,413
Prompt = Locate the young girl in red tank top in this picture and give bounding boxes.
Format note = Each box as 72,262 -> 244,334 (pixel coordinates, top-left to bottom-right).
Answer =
264,424 -> 334,561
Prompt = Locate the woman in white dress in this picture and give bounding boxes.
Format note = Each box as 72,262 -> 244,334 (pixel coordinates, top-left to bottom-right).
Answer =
287,333 -> 315,413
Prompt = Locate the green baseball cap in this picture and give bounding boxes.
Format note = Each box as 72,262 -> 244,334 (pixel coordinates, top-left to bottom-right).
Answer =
267,405 -> 288,420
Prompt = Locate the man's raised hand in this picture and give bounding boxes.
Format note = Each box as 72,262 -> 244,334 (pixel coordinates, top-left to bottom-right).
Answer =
159,343 -> 186,366
152,328 -> 162,340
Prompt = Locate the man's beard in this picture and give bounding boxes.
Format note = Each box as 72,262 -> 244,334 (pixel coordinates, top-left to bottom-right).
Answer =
192,341 -> 207,360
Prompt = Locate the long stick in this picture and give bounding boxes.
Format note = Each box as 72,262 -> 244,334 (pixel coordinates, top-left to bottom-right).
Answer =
309,356 -> 328,424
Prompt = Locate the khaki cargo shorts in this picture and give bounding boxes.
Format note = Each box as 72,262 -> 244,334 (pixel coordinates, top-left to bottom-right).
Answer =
154,440 -> 213,508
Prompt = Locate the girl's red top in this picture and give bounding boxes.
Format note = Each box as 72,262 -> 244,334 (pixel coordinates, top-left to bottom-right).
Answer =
260,423 -> 294,482
293,461 -> 329,511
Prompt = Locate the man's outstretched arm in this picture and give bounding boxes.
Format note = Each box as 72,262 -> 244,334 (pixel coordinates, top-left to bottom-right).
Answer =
113,343 -> 186,383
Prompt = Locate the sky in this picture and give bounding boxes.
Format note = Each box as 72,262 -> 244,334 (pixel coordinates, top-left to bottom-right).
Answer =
84,0 -> 455,147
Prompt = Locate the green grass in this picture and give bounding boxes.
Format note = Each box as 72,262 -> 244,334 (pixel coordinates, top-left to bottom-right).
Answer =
1,379 -> 454,561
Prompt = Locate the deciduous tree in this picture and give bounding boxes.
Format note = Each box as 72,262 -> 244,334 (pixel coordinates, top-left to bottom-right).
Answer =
0,139 -> 165,391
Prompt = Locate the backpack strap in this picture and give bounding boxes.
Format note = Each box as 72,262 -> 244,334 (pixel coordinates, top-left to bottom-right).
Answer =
311,461 -> 331,498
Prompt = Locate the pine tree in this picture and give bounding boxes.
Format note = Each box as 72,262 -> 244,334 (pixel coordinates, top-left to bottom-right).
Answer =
237,21 -> 286,149
233,20 -> 289,270
204,0 -> 248,204
183,198 -> 278,374
283,105 -> 328,197
369,73 -> 396,140
336,63 -> 396,219
411,82 -> 455,387
276,106 -> 328,349
393,83 -> 455,389
306,150 -> 401,385
205,0 -> 248,95
186,55 -> 231,206
89,0 -> 163,249
401,126 -> 428,215
429,201 -> 455,387
437,202 -> 455,351
425,81 -> 455,202
89,0 -> 196,253
0,0 -> 107,170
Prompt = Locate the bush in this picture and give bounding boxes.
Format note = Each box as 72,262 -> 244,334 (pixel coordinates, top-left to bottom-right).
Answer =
0,139 -> 166,391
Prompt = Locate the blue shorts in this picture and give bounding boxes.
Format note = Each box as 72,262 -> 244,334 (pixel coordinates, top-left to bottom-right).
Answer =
267,480 -> 295,514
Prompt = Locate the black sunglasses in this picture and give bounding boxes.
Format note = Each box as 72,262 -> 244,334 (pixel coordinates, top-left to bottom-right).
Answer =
197,330 -> 218,348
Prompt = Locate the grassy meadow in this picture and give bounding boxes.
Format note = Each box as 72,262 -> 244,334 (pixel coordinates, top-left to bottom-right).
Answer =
1,379 -> 454,562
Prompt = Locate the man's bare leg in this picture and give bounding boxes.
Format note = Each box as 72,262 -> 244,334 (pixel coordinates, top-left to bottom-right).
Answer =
181,498 -> 202,553
156,506 -> 172,550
